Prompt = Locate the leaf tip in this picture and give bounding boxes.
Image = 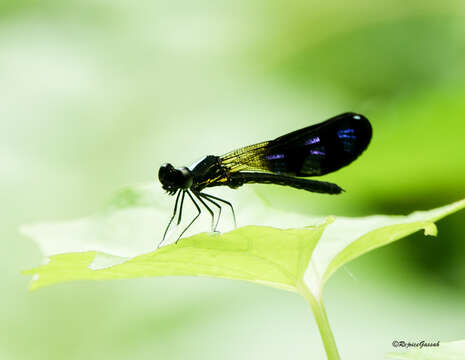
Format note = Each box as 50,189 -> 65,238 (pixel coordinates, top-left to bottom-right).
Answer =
423,222 -> 438,236
325,216 -> 336,225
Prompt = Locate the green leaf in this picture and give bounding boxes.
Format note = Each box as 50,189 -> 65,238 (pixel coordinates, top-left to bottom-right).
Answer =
304,199 -> 464,299
319,200 -> 461,289
22,223 -> 329,292
21,186 -> 465,360
387,339 -> 465,360
22,186 -> 465,297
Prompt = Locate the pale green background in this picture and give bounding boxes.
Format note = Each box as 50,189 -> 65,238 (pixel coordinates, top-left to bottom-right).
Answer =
2,1 -> 465,359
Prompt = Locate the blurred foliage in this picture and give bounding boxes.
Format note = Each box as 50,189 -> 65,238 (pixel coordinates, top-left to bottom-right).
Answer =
275,16 -> 465,103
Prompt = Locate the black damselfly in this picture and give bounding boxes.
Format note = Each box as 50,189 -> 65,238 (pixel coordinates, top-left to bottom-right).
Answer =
158,112 -> 372,246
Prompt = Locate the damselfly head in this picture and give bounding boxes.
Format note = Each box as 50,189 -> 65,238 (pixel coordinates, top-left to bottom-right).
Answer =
158,163 -> 193,194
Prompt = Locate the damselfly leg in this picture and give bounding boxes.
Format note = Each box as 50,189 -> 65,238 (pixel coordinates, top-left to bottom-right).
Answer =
199,193 -> 221,231
175,190 -> 202,243
176,191 -> 186,225
193,192 -> 215,232
201,192 -> 237,228
159,190 -> 182,248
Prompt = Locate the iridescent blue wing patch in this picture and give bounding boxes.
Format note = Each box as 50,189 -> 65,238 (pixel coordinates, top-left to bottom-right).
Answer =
220,112 -> 372,177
